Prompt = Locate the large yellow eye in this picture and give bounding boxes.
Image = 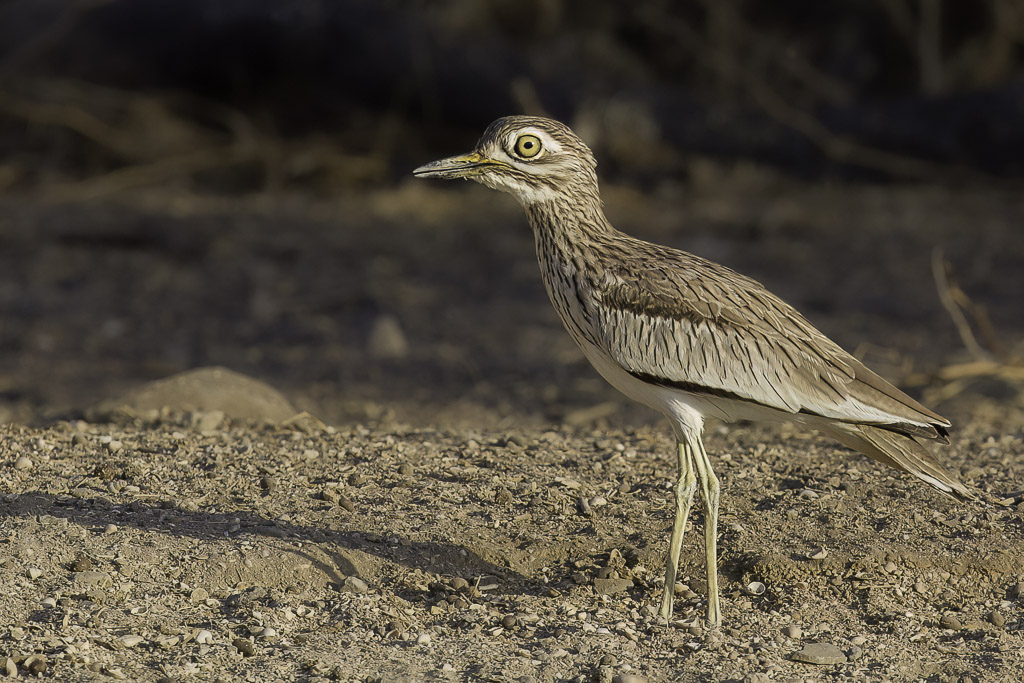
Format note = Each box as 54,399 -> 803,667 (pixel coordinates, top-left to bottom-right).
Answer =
514,134 -> 542,159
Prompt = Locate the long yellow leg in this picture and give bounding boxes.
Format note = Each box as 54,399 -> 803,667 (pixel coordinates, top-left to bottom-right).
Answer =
660,438 -> 697,620
692,434 -> 722,627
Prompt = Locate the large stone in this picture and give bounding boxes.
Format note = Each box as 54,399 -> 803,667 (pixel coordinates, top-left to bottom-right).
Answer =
790,642 -> 848,665
92,366 -> 297,423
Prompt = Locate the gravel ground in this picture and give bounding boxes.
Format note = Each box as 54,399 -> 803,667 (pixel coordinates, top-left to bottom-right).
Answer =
0,180 -> 1022,681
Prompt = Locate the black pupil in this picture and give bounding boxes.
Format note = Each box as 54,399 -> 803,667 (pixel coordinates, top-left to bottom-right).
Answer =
522,140 -> 533,150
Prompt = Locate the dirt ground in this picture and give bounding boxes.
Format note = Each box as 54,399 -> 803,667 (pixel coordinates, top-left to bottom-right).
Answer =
1,178 -> 1023,682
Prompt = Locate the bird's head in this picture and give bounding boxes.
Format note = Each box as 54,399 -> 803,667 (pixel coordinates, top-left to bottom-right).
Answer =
413,116 -> 599,206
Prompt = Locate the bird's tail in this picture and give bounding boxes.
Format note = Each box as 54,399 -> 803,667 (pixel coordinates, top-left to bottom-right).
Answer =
821,423 -> 977,501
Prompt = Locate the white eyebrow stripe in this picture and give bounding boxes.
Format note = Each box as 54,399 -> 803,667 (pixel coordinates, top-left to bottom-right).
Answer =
507,128 -> 563,154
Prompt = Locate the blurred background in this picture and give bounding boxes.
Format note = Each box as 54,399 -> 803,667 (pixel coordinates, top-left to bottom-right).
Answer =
0,0 -> 1021,427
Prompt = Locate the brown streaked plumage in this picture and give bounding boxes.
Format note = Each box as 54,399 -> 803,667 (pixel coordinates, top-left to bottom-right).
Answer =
414,115 -> 975,627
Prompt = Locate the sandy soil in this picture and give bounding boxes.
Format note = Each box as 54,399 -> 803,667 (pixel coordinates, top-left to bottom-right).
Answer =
1,180 -> 1022,682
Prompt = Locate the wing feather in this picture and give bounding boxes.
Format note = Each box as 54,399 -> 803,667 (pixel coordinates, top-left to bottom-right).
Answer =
591,243 -> 949,439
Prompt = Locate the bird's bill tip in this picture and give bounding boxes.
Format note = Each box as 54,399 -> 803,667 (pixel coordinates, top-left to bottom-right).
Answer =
412,152 -> 497,179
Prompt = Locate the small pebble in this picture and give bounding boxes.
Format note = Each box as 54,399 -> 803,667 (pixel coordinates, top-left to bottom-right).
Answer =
368,315 -> 410,359
417,632 -> 431,644
883,561 -> 898,573
791,642 -> 848,665
259,627 -> 278,638
41,597 -> 57,608
23,655 -> 47,675
398,463 -> 414,476
343,576 -> 369,593
13,456 -> 32,470
782,624 -> 802,639
593,577 -> 632,595
192,409 -> 224,432
118,635 -> 144,648
846,645 -> 863,661
72,570 -> 111,587
940,615 -> 963,630
259,476 -> 276,491
27,567 -> 42,580
577,496 -> 592,515
232,638 -> 256,656
195,629 -> 214,644
850,635 -> 867,646
104,524 -> 118,535
987,610 -> 1006,628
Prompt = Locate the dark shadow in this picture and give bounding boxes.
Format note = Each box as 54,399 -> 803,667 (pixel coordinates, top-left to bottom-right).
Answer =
0,490 -> 529,595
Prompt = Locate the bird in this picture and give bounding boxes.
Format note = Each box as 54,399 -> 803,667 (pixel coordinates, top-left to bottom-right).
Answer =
413,115 -> 975,627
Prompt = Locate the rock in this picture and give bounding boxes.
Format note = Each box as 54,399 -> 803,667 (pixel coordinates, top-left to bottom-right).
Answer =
13,456 -> 32,470
70,553 -> 94,572
232,638 -> 256,656
192,410 -> 225,432
118,635 -> 144,648
593,577 -> 632,595
27,567 -> 42,580
195,629 -> 214,644
791,642 -> 848,665
782,624 -> 802,639
72,570 -> 111,587
92,366 -> 297,423
940,615 -> 964,630
368,315 -> 410,359
23,655 -> 47,675
343,576 -> 369,593
987,610 -> 1006,628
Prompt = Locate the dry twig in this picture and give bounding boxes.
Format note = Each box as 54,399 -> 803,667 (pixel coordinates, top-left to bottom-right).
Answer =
931,248 -> 991,362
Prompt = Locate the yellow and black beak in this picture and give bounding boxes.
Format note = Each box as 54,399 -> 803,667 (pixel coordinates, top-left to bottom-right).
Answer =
413,151 -> 501,179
